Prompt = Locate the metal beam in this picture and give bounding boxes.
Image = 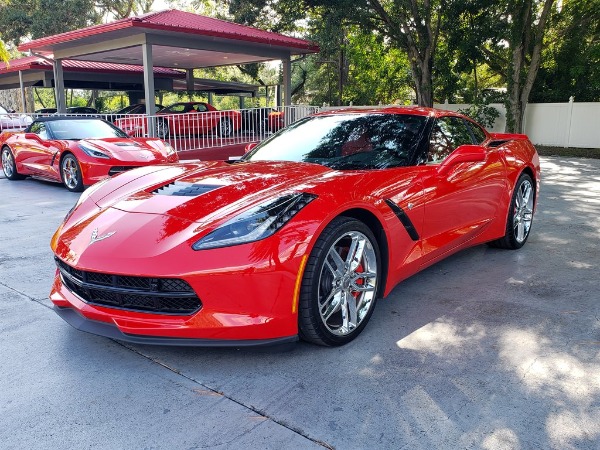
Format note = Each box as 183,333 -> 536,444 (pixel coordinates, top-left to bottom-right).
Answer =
282,57 -> 292,106
186,69 -> 194,91
145,33 -> 290,60
53,35 -> 147,60
18,71 -> 28,112
142,42 -> 156,137
54,60 -> 67,112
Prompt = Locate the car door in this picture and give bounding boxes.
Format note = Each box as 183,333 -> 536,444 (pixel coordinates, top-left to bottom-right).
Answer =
420,116 -> 506,263
16,122 -> 58,178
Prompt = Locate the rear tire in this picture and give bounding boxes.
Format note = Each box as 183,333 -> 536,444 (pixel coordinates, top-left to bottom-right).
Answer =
61,154 -> 84,192
2,146 -> 25,180
156,119 -> 169,139
217,117 -> 233,137
299,217 -> 381,346
489,173 -> 534,249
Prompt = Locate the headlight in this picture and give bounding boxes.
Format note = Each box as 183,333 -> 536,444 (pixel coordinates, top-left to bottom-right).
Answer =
79,142 -> 110,159
163,141 -> 176,156
63,176 -> 111,222
192,193 -> 317,250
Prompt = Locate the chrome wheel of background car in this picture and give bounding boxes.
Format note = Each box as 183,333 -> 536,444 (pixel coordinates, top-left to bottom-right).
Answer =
1,146 -> 24,180
61,154 -> 84,192
217,118 -> 233,137
156,119 -> 169,139
299,217 -> 381,346
489,172 -> 535,250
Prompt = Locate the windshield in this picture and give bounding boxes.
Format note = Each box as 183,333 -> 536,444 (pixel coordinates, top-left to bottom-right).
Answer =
244,113 -> 429,170
47,119 -> 128,140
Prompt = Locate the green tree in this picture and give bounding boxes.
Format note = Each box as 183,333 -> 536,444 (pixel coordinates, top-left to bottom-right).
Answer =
531,0 -> 600,102
0,0 -> 101,46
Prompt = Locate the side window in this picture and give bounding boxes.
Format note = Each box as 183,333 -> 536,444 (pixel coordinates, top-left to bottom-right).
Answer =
38,124 -> 48,140
29,122 -> 42,134
468,121 -> 487,144
428,117 -> 473,163
29,122 -> 48,139
193,104 -> 208,112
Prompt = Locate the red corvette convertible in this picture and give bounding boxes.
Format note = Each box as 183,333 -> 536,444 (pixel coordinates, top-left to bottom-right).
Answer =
115,102 -> 241,138
50,107 -> 540,346
1,117 -> 178,192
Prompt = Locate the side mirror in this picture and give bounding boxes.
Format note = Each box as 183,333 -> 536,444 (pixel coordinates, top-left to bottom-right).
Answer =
437,144 -> 486,175
244,142 -> 258,153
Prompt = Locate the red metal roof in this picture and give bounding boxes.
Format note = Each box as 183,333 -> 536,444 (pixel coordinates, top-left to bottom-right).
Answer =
0,56 -> 184,78
18,9 -> 320,53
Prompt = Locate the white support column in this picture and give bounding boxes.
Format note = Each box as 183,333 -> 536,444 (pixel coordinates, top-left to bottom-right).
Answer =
142,43 -> 156,137
186,69 -> 194,92
18,70 -> 27,112
282,57 -> 292,106
54,59 -> 66,113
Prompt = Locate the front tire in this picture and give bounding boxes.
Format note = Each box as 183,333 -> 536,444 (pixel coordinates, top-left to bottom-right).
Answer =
61,154 -> 84,192
2,146 -> 25,180
299,217 -> 381,346
489,172 -> 535,249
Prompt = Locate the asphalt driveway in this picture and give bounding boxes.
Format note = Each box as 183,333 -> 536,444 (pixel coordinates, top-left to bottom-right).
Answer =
1,157 -> 599,449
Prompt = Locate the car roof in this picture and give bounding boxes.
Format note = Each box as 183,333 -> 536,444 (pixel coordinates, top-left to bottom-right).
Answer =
314,106 -> 464,119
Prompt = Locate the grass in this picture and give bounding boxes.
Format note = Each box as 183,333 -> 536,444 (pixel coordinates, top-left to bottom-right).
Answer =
536,146 -> 600,159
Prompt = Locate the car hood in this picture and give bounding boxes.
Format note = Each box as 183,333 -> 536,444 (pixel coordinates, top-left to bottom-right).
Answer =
54,160 -> 362,269
80,138 -> 167,161
99,160 -> 351,224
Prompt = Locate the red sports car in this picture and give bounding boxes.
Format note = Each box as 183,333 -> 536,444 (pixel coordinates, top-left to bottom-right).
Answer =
50,107 -> 540,346
115,102 -> 242,138
1,117 -> 178,192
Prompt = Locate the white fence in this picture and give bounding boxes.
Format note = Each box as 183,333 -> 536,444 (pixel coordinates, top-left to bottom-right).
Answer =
6,100 -> 599,150
436,99 -> 600,149
8,105 -> 319,154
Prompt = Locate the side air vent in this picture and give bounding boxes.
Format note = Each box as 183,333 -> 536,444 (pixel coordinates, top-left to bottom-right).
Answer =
488,140 -> 509,148
152,181 -> 222,197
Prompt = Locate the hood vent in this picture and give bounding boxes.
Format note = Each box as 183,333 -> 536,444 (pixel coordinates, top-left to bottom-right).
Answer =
114,142 -> 142,148
152,181 -> 222,197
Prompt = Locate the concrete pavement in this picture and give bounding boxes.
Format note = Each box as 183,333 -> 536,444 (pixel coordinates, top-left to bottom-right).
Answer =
1,157 -> 599,449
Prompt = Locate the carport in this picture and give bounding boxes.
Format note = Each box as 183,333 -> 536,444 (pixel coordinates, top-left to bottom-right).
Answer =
16,9 -> 319,121
0,56 -> 261,111
0,55 -> 185,110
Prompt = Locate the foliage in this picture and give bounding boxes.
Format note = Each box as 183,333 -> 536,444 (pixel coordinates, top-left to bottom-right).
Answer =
531,0 -> 600,102
458,101 -> 500,128
0,40 -> 10,64
0,0 -> 101,46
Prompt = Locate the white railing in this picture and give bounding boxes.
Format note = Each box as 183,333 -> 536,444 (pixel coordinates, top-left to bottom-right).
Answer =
26,105 -> 320,154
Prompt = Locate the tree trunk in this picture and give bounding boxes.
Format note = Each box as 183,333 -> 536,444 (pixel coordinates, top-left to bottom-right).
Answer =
505,0 -> 555,133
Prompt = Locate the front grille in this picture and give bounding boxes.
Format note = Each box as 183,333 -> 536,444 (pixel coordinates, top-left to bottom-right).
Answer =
55,258 -> 201,315
109,166 -> 140,176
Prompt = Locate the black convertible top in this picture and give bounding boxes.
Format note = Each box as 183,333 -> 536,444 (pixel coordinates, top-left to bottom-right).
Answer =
30,116 -> 102,123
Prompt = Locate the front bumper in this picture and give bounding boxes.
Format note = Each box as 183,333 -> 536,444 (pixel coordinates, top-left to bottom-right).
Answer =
53,306 -> 297,347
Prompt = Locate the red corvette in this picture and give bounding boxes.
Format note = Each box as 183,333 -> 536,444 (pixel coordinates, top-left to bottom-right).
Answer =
50,107 -> 540,346
115,102 -> 242,139
1,117 -> 178,192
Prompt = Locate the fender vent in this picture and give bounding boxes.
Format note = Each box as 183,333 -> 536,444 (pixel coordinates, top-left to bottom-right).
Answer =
152,181 -> 222,197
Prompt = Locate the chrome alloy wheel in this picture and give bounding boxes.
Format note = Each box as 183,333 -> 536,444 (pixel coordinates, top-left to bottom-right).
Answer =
62,157 -> 80,190
2,147 -> 14,177
317,231 -> 378,336
513,178 -> 534,243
